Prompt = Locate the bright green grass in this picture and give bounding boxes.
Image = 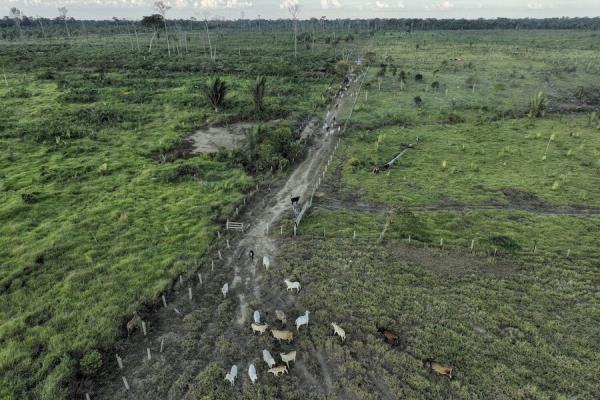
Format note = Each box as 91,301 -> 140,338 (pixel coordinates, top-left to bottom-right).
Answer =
0,31 -> 349,398
339,117 -> 600,207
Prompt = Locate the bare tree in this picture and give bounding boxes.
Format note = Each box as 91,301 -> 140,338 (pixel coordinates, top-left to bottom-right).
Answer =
9,8 -> 23,40
154,1 -> 171,56
283,0 -> 301,58
203,14 -> 216,61
141,14 -> 163,53
57,7 -> 70,38
36,15 -> 46,38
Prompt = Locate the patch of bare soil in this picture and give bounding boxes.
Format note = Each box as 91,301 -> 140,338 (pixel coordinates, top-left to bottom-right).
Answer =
187,123 -> 252,154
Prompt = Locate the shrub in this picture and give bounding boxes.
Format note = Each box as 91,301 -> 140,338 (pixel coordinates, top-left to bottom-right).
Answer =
80,351 -> 102,376
528,91 -> 547,118
415,73 -> 423,81
414,96 -> 423,107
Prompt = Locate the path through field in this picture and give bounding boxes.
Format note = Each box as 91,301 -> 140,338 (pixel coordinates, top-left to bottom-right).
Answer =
83,68 -> 365,400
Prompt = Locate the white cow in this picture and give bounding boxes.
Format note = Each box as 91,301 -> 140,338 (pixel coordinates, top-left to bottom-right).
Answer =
331,322 -> 346,342
262,349 -> 276,368
280,351 -> 297,368
262,255 -> 270,270
295,311 -> 310,332
221,283 -> 229,298
253,310 -> 261,324
225,365 -> 237,386
248,364 -> 258,384
284,279 -> 301,293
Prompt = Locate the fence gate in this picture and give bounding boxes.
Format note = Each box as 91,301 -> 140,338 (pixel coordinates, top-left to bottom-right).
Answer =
226,219 -> 244,232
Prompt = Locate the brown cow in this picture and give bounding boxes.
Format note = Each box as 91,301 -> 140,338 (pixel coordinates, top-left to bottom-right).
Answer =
377,327 -> 399,344
425,360 -> 453,379
127,311 -> 141,336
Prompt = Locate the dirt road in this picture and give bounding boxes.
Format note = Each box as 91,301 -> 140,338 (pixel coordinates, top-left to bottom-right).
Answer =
82,70 -> 364,400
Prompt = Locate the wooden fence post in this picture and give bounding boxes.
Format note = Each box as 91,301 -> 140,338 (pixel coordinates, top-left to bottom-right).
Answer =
179,275 -> 183,285
161,295 -> 167,308
294,225 -> 297,237
470,239 -> 475,251
226,239 -> 230,249
122,377 -> 130,391
147,348 -> 151,361
353,230 -> 356,239
160,338 -> 165,353
116,354 -> 123,369
198,273 -> 202,284
141,321 -> 147,336
211,260 -> 214,271
218,250 -> 222,260
567,248 -> 571,257
188,288 -> 193,301
86,393 -> 91,400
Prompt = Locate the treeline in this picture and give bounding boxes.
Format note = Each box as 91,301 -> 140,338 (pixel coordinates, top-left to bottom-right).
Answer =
1,16 -> 600,40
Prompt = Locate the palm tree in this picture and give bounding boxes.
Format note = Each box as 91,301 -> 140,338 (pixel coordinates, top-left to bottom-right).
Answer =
249,76 -> 267,115
204,77 -> 227,112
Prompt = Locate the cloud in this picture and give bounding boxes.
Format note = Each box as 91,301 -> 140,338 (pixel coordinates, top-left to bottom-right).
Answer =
375,0 -> 390,8
198,0 -> 252,8
425,1 -> 454,10
280,0 -> 298,9
321,0 -> 341,8
397,1 -> 405,8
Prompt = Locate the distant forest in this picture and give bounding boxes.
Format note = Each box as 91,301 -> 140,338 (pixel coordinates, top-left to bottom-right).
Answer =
1,15 -> 600,40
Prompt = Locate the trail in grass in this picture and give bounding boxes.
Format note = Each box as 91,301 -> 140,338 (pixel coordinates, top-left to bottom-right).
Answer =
84,68 -> 366,400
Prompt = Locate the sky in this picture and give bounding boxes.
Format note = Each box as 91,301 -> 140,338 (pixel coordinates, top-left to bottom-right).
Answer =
2,0 -> 600,20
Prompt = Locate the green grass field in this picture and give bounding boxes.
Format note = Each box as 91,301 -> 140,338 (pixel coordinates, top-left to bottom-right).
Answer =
0,31 -> 354,398
288,30 -> 600,398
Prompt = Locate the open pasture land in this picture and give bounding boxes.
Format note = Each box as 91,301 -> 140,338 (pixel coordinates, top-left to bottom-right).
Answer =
0,30 -> 354,398
290,30 -> 600,398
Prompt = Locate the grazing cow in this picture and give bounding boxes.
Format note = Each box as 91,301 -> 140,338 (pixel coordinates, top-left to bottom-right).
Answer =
284,279 -> 301,293
275,310 -> 287,325
280,351 -> 296,368
331,322 -> 346,342
263,350 -> 276,368
248,364 -> 258,384
221,283 -> 229,298
253,310 -> 261,324
291,196 -> 300,206
271,329 -> 294,343
126,311 -> 141,336
251,323 -> 269,335
426,360 -> 453,379
377,327 -> 399,345
268,365 -> 288,376
225,365 -> 237,386
249,250 -> 254,262
262,256 -> 270,270
295,311 -> 310,332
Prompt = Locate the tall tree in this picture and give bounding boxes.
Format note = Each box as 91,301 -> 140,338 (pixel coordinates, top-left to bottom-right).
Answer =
9,8 -> 23,40
142,14 -> 163,53
283,0 -> 301,58
154,1 -> 171,57
57,7 -> 70,38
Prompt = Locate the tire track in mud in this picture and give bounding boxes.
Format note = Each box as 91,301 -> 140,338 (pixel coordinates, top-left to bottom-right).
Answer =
84,69 -> 366,400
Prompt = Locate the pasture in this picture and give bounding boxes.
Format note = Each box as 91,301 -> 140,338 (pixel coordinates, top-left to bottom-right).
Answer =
1,23 -> 599,400
0,29 -> 352,398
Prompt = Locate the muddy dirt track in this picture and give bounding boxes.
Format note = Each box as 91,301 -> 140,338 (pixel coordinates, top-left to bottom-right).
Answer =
80,71 -> 366,400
